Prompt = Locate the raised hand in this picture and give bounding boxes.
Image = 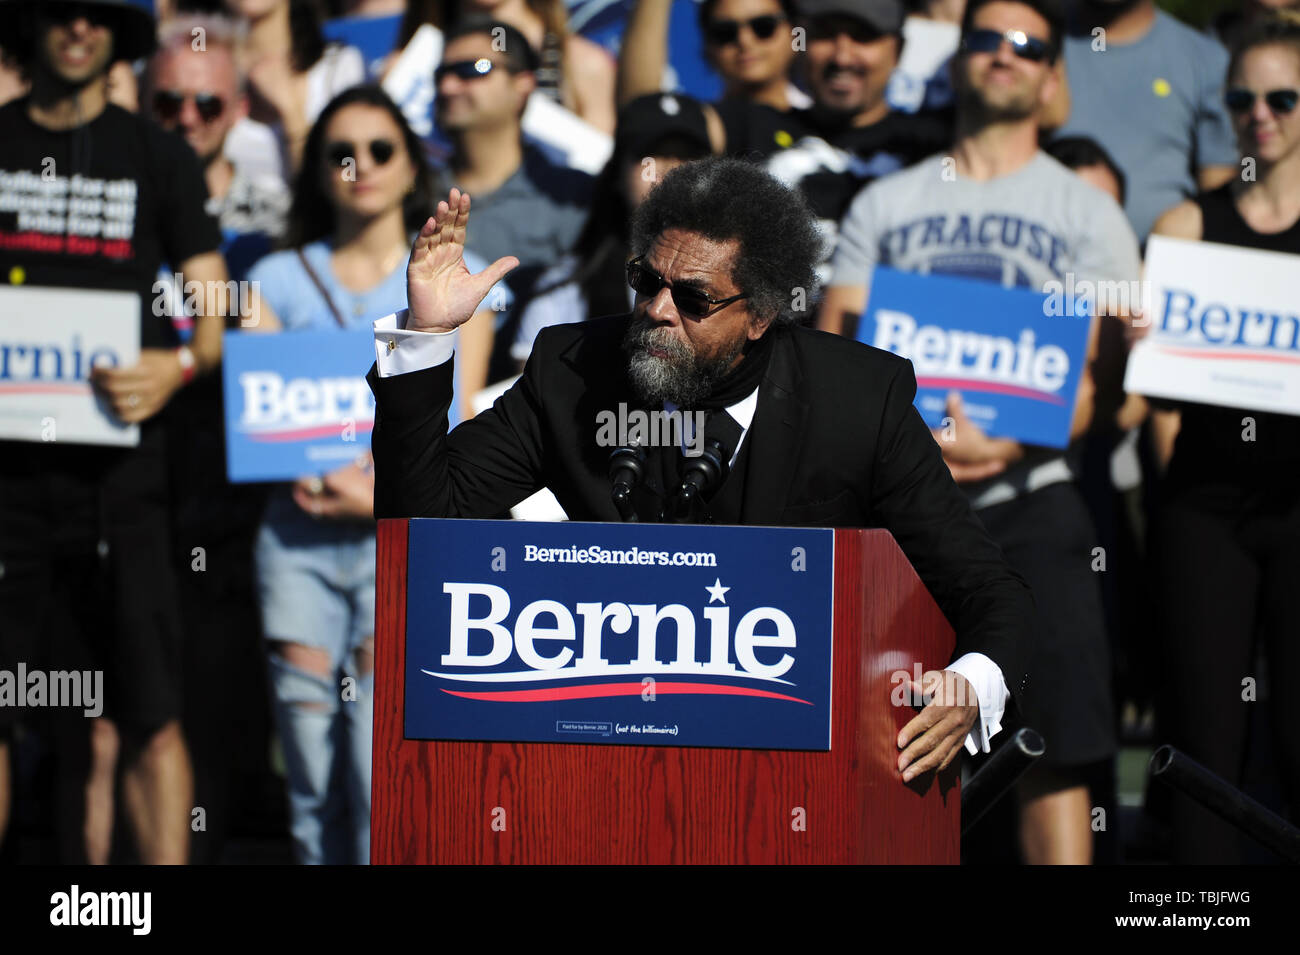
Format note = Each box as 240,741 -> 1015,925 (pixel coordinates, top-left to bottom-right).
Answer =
406,188 -> 519,333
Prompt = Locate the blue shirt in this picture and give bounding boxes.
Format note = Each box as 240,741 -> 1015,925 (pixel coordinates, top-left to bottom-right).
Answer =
247,239 -> 512,428
1056,10 -> 1238,241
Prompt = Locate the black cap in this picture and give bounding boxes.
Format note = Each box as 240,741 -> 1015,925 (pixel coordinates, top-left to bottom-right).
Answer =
795,0 -> 904,34
614,93 -> 713,162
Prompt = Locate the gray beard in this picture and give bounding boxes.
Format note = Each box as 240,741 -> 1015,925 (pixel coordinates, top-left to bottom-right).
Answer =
622,316 -> 745,408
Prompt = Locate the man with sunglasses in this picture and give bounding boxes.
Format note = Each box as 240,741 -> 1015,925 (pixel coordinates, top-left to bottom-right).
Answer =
821,0 -> 1141,864
1052,0 -> 1239,242
432,15 -> 593,364
0,0 -> 229,864
366,158 -> 1038,794
764,0 -> 952,284
146,14 -> 288,282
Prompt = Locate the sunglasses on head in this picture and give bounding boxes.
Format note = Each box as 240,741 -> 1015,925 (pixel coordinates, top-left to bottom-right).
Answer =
153,90 -> 225,123
705,14 -> 786,46
325,139 -> 398,168
960,28 -> 1052,63
626,255 -> 748,319
435,57 -> 498,85
1225,88 -> 1299,115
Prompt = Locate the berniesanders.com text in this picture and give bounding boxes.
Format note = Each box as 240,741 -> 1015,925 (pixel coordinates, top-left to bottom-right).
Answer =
523,544 -> 717,568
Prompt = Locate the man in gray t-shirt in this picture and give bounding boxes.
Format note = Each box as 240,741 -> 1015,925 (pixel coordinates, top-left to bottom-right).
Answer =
822,6 -> 1141,505
830,150 -> 1139,308
1053,0 -> 1238,241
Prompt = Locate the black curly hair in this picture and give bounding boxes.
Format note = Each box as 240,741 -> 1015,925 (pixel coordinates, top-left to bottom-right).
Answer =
629,157 -> 820,327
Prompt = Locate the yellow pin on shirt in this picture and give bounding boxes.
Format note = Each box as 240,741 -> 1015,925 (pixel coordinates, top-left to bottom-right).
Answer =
1153,78 -> 1171,98
8,265 -> 24,285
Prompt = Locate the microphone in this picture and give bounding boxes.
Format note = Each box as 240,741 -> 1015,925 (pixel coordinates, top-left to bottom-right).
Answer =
608,444 -> 647,522
672,438 -> 729,522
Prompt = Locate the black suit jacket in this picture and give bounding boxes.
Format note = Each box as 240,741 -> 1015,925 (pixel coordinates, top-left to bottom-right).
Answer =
367,314 -> 1033,701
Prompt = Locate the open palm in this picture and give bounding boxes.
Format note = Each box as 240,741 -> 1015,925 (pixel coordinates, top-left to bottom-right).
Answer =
406,188 -> 519,333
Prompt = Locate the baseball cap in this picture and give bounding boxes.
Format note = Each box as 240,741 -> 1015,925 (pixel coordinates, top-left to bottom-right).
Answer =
614,94 -> 713,162
795,0 -> 905,34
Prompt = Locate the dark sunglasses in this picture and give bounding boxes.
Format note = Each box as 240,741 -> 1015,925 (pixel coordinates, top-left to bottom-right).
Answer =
705,14 -> 786,46
960,27 -> 1052,63
435,57 -> 498,85
326,139 -> 398,168
153,90 -> 225,123
1225,87 -> 1299,115
626,255 -> 748,319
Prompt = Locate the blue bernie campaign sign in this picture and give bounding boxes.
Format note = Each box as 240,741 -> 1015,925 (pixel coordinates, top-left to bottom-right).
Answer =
568,0 -> 723,102
222,330 -> 375,483
323,13 -> 402,79
857,267 -> 1089,449
404,519 -> 835,750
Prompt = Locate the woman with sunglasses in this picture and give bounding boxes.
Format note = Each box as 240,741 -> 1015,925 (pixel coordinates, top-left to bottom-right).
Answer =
1146,14 -> 1300,863
241,86 -> 504,864
619,0 -> 801,150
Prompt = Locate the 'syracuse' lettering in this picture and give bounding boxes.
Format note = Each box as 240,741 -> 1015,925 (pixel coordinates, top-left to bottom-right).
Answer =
872,309 -> 1069,393
1157,288 -> 1300,349
432,582 -> 797,683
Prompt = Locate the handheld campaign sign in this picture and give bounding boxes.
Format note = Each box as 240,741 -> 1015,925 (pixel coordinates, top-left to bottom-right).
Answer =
404,520 -> 835,750
1126,236 -> 1300,416
222,330 -> 375,482
0,285 -> 140,446
856,267 -> 1089,449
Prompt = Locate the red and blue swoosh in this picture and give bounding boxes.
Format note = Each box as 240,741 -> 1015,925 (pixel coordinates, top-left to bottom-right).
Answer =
240,419 -> 375,442
915,376 -> 1067,404
440,680 -> 812,705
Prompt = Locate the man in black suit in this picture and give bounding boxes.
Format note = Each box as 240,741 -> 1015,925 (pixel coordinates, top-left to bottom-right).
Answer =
366,158 -> 1033,784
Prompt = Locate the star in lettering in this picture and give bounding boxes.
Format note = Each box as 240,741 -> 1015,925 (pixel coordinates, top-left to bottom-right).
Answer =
705,578 -> 730,604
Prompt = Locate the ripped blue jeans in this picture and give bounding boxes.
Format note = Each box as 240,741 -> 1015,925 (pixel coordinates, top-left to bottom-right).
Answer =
255,490 -> 375,865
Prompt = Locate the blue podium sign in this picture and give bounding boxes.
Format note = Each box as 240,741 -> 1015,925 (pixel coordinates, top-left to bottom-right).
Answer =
857,267 -> 1089,449
404,520 -> 835,750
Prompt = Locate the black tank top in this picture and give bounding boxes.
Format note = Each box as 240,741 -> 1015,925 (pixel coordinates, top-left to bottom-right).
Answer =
1164,185 -> 1300,505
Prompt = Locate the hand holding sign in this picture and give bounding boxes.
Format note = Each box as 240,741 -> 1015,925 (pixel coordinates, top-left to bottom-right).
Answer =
90,348 -> 185,424
929,392 -> 1023,484
293,457 -> 375,520
406,189 -> 519,334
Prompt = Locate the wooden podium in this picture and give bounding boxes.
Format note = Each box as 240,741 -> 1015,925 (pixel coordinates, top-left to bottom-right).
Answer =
372,519 -> 959,864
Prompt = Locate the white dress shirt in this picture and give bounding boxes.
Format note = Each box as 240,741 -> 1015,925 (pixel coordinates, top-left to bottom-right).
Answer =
373,309 -> 1010,755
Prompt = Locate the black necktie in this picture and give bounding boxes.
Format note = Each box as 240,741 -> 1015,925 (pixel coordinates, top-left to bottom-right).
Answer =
702,409 -> 744,473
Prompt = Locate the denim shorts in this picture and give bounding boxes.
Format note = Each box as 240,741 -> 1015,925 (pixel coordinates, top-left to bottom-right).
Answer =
254,489 -> 376,657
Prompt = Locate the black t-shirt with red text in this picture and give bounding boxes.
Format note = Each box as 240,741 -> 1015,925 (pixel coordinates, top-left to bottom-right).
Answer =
0,98 -> 221,348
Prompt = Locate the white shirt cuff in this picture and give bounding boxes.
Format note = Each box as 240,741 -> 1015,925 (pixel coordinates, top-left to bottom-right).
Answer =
944,652 -> 1009,756
374,308 -> 458,377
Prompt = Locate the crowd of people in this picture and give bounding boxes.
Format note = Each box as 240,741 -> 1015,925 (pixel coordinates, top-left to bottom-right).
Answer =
0,0 -> 1297,866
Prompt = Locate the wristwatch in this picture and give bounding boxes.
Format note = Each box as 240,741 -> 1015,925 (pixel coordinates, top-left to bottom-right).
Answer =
176,345 -> 197,384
